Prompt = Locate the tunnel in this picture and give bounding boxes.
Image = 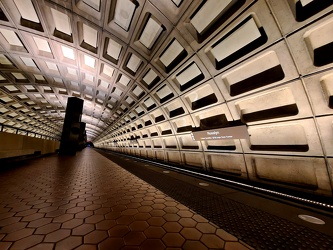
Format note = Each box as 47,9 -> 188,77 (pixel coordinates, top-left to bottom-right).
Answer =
0,0 -> 333,249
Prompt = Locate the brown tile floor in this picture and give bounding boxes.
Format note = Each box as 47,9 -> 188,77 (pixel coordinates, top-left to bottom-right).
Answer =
0,149 -> 252,250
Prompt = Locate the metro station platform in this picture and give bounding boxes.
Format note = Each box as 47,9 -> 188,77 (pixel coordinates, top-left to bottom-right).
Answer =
0,148 -> 332,250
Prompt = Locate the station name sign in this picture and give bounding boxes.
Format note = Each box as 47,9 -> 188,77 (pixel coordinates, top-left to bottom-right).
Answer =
129,139 -> 138,144
191,125 -> 249,141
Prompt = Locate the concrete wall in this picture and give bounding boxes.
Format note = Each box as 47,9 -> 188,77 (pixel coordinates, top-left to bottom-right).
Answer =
94,0 -> 333,198
0,132 -> 60,155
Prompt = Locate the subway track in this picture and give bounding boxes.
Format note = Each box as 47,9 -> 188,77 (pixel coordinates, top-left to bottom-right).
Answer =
97,149 -> 333,250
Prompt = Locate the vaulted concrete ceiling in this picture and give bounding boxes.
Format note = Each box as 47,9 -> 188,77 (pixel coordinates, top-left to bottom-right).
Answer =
0,0 -> 332,145
0,0 -> 214,141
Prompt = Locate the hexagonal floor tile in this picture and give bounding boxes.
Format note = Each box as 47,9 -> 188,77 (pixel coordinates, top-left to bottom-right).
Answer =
162,233 -> 185,247
141,239 -> 166,250
200,234 -> 225,248
124,231 -> 146,246
144,226 -> 166,238
84,230 -> 108,244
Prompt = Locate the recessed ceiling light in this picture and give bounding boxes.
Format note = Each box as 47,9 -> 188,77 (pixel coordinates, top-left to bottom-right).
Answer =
61,46 -> 75,60
84,54 -> 96,68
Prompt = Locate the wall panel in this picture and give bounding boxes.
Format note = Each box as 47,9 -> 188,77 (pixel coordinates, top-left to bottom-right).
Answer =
287,15 -> 333,76
268,0 -> 333,35
245,154 -> 332,196
214,41 -> 298,101
181,151 -> 205,169
228,80 -> 313,125
206,153 -> 247,177
243,119 -> 323,156
197,0 -> 282,76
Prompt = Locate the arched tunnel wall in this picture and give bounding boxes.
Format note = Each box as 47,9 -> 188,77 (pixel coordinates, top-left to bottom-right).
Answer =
94,1 -> 333,198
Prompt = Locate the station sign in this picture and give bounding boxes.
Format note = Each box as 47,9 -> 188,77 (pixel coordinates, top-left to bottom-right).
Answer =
129,139 -> 138,144
191,125 -> 249,141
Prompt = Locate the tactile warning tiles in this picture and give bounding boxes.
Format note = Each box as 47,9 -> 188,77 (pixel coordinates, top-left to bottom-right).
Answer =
0,149 -> 250,249
98,150 -> 333,250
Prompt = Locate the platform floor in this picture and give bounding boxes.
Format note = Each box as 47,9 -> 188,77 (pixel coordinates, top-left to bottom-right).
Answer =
0,148 -> 332,249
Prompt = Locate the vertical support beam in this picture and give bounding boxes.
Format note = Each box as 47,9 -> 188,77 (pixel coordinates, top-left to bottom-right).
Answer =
59,97 -> 84,156
78,122 -> 87,150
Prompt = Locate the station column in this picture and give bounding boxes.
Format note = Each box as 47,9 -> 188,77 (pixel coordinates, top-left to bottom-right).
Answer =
59,97 -> 84,156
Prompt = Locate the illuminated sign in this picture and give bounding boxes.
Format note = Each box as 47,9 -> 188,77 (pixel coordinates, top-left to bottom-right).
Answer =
191,125 -> 249,141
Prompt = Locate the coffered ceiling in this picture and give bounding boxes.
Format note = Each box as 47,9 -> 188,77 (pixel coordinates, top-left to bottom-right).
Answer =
0,0 -> 212,141
0,0 -> 332,144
